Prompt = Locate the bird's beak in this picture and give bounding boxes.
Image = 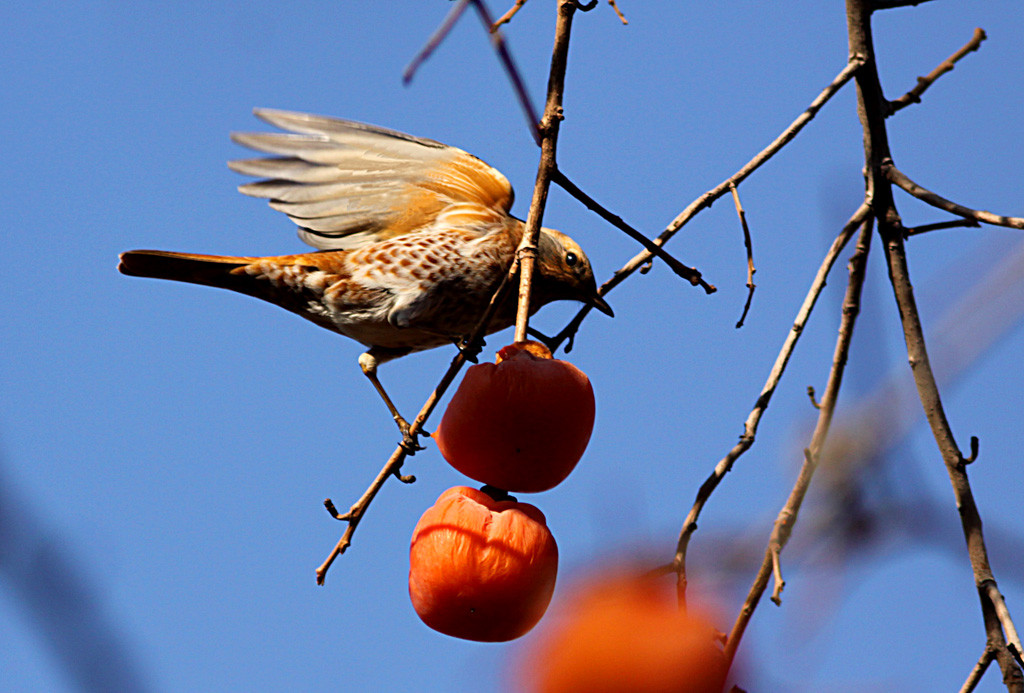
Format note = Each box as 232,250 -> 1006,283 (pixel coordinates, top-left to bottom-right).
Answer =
589,293 -> 614,317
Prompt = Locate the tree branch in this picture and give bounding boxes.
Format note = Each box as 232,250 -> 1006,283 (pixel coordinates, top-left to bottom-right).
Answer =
888,27 -> 986,115
961,647 -> 998,693
729,182 -> 757,328
552,168 -> 716,292
513,0 -> 579,342
724,217 -> 874,669
872,0 -> 938,9
847,0 -> 1023,688
884,163 -> 1024,230
672,202 -> 870,606
550,55 -> 865,352
403,0 -> 542,145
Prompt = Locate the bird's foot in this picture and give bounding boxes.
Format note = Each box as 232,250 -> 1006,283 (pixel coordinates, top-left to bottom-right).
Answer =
454,335 -> 484,364
396,417 -> 429,456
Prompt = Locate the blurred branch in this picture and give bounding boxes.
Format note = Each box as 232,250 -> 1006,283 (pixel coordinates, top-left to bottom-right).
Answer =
672,202 -> 870,606
402,0 -> 471,85
888,27 -> 986,115
884,163 -> 1024,230
725,218 -> 873,669
492,0 -> 624,30
404,0 -> 542,145
846,0 -> 1024,688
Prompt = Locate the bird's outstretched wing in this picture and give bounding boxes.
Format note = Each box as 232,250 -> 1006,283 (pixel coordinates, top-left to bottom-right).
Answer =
230,109 -> 515,250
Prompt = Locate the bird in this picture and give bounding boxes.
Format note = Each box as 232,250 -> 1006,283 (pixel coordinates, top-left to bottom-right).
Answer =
119,108 -> 613,446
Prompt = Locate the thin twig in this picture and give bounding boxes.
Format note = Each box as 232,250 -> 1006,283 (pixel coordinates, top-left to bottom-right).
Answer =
550,56 -> 865,352
672,202 -> 870,607
884,163 -> 1024,230
513,0 -> 579,343
607,0 -> 628,25
872,0 -> 938,9
724,218 -> 873,669
769,542 -> 785,606
315,270 -> 516,584
888,27 -> 985,114
553,168 -> 715,291
905,218 -> 981,236
491,0 -> 528,31
402,0 -> 471,85
960,648 -> 998,693
806,386 -> 822,409
730,182 -> 757,328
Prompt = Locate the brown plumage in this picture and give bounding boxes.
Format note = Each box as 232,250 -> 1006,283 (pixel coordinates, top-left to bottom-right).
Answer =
119,109 -> 612,438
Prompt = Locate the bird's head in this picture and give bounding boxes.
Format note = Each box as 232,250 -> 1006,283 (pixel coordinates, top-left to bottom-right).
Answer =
534,228 -> 614,317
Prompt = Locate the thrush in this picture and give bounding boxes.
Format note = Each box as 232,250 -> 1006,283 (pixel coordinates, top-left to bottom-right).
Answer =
119,109 -> 612,445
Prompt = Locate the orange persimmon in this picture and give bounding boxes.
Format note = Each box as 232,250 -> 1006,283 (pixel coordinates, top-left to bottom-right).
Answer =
408,486 -> 558,642
435,341 -> 595,493
523,572 -> 727,693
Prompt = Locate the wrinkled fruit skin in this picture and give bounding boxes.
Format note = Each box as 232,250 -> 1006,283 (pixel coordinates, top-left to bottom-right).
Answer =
524,573 -> 727,693
409,486 -> 559,642
436,341 -> 595,493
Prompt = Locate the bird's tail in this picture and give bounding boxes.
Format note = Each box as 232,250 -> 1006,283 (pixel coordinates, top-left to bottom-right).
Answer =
118,250 -> 257,290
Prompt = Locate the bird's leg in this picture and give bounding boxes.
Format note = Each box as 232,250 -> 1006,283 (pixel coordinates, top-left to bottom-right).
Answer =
358,353 -> 424,454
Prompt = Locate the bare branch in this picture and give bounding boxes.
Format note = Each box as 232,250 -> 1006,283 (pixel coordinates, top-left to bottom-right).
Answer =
548,56 -> 864,353
889,27 -> 986,114
985,581 -> 1024,667
513,0 -> 579,343
872,0 -> 938,9
724,218 -> 873,668
960,648 -> 997,693
905,218 -> 981,236
729,182 -> 757,328
885,163 -> 1024,230
846,0 -> 1023,686
672,202 -> 870,606
491,0 -> 528,31
552,168 -> 716,292
608,0 -> 628,25
602,57 -> 863,301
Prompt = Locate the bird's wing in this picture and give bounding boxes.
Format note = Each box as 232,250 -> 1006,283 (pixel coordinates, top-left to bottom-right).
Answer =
229,109 -> 515,250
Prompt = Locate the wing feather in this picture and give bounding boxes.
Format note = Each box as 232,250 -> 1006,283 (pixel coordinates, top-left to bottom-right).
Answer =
231,109 -> 515,250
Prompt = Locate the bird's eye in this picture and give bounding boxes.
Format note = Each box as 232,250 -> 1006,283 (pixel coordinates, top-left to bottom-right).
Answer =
565,251 -> 578,267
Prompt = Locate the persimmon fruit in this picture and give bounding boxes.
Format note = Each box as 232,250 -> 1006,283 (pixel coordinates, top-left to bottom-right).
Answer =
435,341 -> 595,493
408,485 -> 558,642
524,572 -> 727,693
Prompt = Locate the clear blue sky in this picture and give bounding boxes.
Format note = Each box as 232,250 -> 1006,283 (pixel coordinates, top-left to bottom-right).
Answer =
2,2 -> 1023,691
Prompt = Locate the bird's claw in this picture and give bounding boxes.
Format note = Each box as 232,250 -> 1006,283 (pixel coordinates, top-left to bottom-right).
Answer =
454,336 -> 483,364
396,419 -> 426,455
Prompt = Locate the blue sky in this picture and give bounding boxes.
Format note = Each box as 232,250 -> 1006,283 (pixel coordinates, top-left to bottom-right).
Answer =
2,2 -> 1023,691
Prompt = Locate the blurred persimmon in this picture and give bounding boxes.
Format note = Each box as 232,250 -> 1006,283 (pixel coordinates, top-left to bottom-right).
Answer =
523,572 -> 727,693
435,341 -> 595,493
408,485 -> 558,642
